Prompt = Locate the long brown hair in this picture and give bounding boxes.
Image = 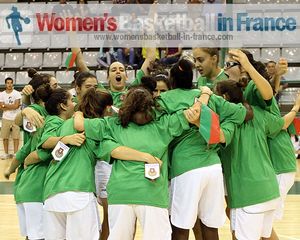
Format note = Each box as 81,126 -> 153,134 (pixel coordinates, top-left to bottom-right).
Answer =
216,80 -> 254,122
119,86 -> 155,127
215,80 -> 244,104
78,88 -> 113,118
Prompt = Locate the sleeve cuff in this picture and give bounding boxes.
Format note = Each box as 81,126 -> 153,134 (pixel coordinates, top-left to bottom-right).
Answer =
99,139 -> 122,164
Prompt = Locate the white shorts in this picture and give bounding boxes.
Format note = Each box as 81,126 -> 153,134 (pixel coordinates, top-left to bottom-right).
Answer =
170,164 -> 226,229
44,195 -> 100,240
230,198 -> 279,240
95,161 -> 112,199
108,204 -> 171,240
16,202 -> 44,239
274,172 -> 296,220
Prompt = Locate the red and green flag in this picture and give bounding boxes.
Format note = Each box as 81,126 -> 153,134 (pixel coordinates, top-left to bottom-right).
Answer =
199,104 -> 220,144
65,52 -> 77,69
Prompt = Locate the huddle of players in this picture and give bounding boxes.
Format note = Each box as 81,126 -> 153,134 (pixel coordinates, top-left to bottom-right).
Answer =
4,47 -> 298,240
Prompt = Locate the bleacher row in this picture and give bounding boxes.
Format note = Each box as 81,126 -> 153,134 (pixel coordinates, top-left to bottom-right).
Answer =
1,48 -> 300,86
1,48 -> 300,69
0,51 -> 99,70
0,68 -> 138,86
0,66 -> 205,86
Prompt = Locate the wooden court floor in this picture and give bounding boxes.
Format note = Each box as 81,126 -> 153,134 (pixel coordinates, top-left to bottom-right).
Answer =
1,158 -> 300,240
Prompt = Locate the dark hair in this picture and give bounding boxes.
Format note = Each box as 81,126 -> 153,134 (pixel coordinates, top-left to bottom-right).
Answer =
27,69 -> 52,103
240,50 -> 271,82
78,88 -> 113,118
215,80 -> 244,104
75,72 -> 97,88
266,60 -> 276,66
73,71 -> 81,81
5,77 -> 13,84
44,88 -> 70,116
119,86 -> 155,127
150,66 -> 172,90
71,71 -> 81,88
77,0 -> 88,3
35,83 -> 52,103
200,48 -> 220,64
106,61 -> 126,77
216,80 -> 254,122
170,58 -> 194,89
140,76 -> 157,94
27,68 -> 38,78
240,50 -> 275,94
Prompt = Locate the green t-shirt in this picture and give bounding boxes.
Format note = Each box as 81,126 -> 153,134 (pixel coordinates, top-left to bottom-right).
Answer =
109,91 -> 126,109
267,101 -> 296,174
14,104 -> 48,203
74,70 -> 144,109
243,81 -> 271,109
43,118 -> 110,201
37,115 -> 65,149
197,69 -> 228,90
157,88 -> 246,178
18,104 -> 48,160
244,81 -> 296,174
220,106 -> 283,208
15,160 -> 50,203
98,70 -> 145,108
84,112 -> 190,209
15,115 -> 63,203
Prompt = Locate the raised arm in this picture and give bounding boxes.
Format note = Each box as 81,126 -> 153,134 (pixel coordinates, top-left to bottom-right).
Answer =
272,58 -> 288,95
72,47 -> 89,72
229,49 -> 273,100
140,48 -> 157,76
282,93 -> 300,129
22,85 -> 34,106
